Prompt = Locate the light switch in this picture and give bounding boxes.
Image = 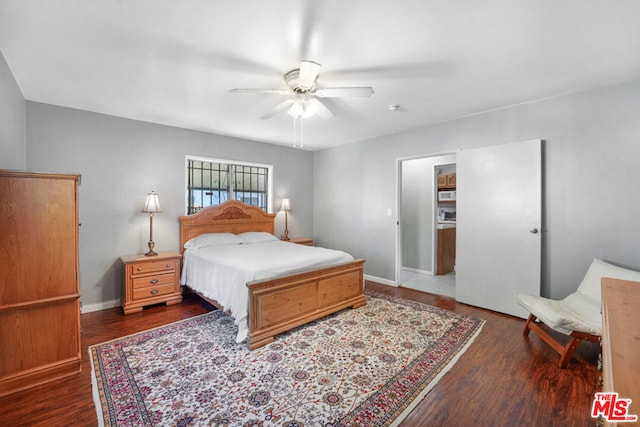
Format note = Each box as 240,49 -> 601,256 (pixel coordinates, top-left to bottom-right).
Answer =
386,208 -> 392,217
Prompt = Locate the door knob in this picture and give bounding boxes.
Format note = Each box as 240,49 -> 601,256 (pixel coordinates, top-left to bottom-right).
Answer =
530,228 -> 539,234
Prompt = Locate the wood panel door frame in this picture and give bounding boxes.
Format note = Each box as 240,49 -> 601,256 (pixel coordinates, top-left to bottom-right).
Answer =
395,151 -> 457,288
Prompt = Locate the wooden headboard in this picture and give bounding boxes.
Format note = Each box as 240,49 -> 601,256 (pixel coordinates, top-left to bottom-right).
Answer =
179,200 -> 276,253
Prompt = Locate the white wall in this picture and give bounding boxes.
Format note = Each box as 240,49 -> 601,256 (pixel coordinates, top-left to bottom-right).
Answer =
0,50 -> 25,169
314,78 -> 640,299
26,102 -> 314,307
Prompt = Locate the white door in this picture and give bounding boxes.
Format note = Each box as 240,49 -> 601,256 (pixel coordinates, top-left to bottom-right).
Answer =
456,139 -> 541,318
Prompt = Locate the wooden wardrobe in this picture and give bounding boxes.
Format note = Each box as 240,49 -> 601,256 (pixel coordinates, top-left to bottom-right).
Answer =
0,170 -> 81,396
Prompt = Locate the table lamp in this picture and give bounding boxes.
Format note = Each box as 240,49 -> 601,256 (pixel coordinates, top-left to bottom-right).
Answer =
141,191 -> 162,256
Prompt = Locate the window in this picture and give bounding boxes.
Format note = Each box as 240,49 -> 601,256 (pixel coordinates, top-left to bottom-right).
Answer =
186,156 -> 272,214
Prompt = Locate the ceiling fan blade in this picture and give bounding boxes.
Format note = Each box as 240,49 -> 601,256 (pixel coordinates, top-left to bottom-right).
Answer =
229,88 -> 292,95
298,60 -> 321,90
260,99 -> 295,119
314,87 -> 374,98
309,98 -> 334,119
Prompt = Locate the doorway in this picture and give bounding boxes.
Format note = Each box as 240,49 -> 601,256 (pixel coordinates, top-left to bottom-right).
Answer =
397,153 -> 456,297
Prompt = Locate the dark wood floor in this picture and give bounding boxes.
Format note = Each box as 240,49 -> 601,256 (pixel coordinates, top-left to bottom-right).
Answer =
0,282 -> 600,426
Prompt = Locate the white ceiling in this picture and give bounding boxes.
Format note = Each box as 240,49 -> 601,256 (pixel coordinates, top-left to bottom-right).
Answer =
2,1 -> 640,151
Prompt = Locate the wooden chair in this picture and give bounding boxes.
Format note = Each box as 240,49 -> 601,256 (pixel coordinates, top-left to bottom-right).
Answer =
521,313 -> 599,368
518,258 -> 640,368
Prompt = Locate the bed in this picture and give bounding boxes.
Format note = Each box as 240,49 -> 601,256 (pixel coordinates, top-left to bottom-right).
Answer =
179,200 -> 366,350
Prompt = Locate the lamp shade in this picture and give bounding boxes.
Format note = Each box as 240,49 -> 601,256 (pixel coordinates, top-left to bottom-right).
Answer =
142,191 -> 162,213
280,196 -> 291,212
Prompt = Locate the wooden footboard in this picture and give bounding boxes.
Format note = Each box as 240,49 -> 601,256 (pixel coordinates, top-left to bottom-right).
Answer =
247,259 -> 366,349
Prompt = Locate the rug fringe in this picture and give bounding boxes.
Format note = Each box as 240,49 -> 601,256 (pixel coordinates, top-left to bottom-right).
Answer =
89,346 -> 106,427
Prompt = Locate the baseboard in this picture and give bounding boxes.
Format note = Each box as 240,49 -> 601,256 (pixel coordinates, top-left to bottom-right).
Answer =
401,266 -> 434,276
364,274 -> 397,287
81,299 -> 120,314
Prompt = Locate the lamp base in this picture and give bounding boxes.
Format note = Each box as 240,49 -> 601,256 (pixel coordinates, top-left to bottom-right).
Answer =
145,240 -> 158,257
282,210 -> 290,241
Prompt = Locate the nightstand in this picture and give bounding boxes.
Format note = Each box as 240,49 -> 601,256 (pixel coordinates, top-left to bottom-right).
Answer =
120,251 -> 182,315
288,237 -> 314,246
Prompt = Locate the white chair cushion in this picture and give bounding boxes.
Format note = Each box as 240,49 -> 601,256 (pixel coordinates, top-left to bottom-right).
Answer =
576,258 -> 640,300
518,292 -> 601,335
518,258 -> 640,336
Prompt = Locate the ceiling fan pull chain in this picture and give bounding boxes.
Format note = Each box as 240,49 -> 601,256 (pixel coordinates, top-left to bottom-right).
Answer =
300,116 -> 304,149
293,115 -> 298,148
292,115 -> 304,148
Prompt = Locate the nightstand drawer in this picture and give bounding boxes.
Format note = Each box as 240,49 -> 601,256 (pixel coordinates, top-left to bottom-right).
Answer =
129,259 -> 177,275
132,282 -> 176,300
132,273 -> 175,290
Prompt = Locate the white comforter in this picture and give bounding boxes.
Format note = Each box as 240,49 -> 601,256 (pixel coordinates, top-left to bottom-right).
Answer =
180,240 -> 354,343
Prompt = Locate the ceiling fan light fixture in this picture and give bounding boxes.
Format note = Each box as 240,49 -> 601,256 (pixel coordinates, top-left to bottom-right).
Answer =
287,100 -> 317,118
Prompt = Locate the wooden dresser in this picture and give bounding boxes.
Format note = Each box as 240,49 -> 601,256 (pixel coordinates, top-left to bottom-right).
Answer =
600,278 -> 640,426
0,170 -> 81,397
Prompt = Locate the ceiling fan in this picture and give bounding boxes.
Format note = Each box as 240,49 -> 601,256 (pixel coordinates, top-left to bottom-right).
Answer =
229,60 -> 374,120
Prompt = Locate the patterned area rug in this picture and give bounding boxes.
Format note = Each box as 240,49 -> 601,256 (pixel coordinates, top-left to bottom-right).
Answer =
90,291 -> 484,426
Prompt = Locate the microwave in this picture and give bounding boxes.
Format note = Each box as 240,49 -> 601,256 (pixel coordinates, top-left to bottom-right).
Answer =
438,190 -> 456,202
438,207 -> 456,223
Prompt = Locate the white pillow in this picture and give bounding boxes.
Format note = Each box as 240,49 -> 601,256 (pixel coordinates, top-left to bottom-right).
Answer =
239,231 -> 279,244
184,232 -> 244,249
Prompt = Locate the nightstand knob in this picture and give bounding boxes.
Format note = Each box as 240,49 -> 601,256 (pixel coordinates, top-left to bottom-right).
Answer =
137,267 -> 142,271
166,264 -> 171,268
150,278 -> 159,285
150,288 -> 159,295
